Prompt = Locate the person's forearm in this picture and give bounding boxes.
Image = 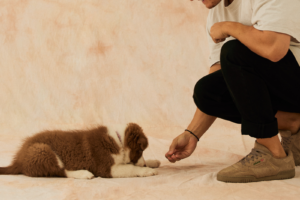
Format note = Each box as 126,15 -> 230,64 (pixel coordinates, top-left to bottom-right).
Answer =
223,22 -> 277,62
186,65 -> 220,139
186,108 -> 217,139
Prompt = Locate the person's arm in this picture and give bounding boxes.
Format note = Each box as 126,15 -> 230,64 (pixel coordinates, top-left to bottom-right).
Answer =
209,62 -> 221,74
185,62 -> 220,139
165,63 -> 220,163
223,22 -> 290,62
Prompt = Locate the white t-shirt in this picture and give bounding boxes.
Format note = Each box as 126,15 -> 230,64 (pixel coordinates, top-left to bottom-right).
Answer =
207,0 -> 300,67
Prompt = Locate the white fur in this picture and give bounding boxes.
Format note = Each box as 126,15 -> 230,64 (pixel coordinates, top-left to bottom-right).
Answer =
55,153 -> 64,169
146,160 -> 161,168
106,124 -> 131,165
106,124 -> 154,178
135,156 -> 146,167
110,165 -> 158,178
107,124 -> 146,167
106,124 -> 127,150
65,170 -> 94,179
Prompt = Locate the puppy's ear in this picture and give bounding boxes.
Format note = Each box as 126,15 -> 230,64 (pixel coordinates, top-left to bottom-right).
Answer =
124,123 -> 148,149
138,137 -> 148,150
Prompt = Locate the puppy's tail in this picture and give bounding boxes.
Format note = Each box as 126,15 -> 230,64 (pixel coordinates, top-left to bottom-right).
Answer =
0,164 -> 21,175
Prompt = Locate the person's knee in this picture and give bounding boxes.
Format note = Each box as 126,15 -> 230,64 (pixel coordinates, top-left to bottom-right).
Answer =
220,39 -> 247,67
193,75 -> 214,111
194,75 -> 210,98
221,39 -> 243,51
220,39 -> 252,77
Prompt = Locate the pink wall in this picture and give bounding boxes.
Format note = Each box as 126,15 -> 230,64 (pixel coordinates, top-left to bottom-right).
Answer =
0,0 -> 248,152
0,0 -> 214,138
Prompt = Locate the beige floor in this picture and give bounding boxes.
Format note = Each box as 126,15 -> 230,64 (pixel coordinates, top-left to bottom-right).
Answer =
1,129 -> 300,200
0,0 -> 299,199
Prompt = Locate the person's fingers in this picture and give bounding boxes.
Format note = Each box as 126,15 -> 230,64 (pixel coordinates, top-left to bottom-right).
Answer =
173,153 -> 183,162
171,154 -> 179,162
167,155 -> 176,163
175,152 -> 185,160
165,152 -> 170,158
166,138 -> 178,156
166,151 -> 185,163
175,152 -> 182,158
166,150 -> 177,163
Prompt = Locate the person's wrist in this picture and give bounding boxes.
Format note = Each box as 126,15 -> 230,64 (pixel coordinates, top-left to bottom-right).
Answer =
184,129 -> 199,142
222,21 -> 231,38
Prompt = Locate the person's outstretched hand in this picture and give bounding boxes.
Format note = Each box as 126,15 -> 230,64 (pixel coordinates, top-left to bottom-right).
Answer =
165,131 -> 198,163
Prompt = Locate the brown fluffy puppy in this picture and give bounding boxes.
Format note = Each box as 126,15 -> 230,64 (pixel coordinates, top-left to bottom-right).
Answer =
0,123 -> 160,179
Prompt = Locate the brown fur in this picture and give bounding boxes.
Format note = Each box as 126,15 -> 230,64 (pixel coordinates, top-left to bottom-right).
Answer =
0,123 -> 148,178
125,123 -> 148,164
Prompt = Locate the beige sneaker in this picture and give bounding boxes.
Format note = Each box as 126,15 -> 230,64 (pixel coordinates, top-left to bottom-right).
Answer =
279,129 -> 300,166
217,141 -> 295,183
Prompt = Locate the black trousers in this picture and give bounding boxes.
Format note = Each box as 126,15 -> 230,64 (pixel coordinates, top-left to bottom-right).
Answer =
193,39 -> 300,138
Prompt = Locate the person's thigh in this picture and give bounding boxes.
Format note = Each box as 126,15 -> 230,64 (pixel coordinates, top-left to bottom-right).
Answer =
267,50 -> 300,113
193,69 -> 242,124
221,39 -> 300,114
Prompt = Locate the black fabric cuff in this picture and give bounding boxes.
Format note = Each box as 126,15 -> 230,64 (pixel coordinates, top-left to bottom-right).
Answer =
241,118 -> 278,138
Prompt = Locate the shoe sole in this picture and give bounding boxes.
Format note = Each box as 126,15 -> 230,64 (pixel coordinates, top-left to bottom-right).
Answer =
217,169 -> 295,183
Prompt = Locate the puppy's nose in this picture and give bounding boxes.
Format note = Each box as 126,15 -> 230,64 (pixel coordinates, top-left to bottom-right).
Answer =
144,164 -> 147,167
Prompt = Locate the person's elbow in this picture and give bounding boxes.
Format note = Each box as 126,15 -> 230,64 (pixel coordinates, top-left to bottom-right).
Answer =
270,49 -> 289,62
269,35 -> 291,62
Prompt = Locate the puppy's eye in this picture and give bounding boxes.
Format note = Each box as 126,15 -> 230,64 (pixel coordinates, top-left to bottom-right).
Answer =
138,150 -> 143,153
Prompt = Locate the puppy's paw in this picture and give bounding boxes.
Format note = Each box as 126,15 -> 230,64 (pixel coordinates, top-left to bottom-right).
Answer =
65,170 -> 95,179
137,167 -> 158,177
146,160 -> 161,168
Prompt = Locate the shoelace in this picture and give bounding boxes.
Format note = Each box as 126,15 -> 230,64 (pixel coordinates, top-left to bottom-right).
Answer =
240,149 -> 267,166
281,136 -> 293,151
